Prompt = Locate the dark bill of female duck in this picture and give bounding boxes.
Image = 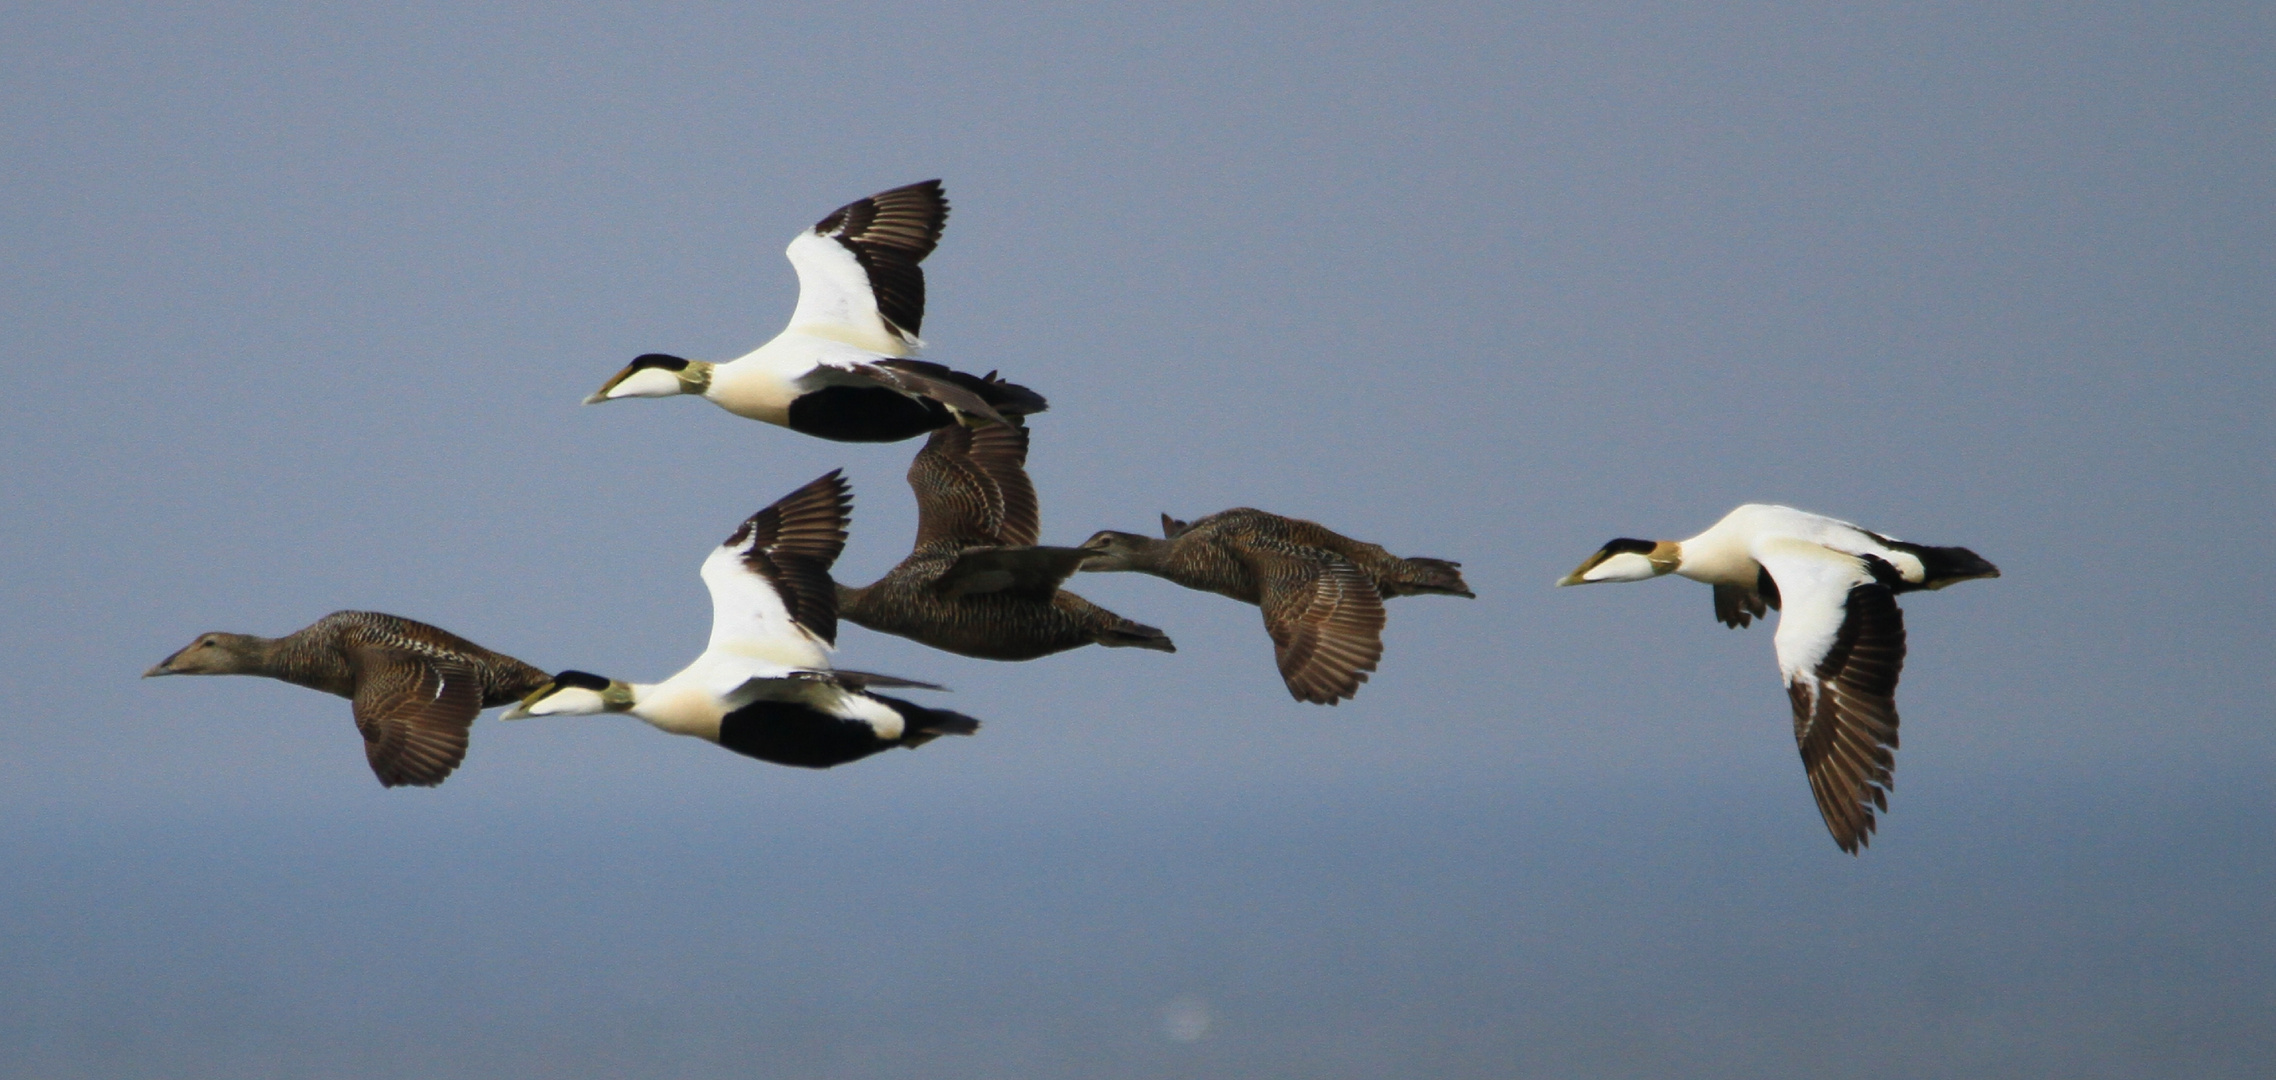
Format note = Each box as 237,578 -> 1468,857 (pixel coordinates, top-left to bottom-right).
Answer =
1079,509 -> 1472,704
496,470 -> 980,769
143,610 -> 551,788
579,180 -> 1046,443
1558,503 -> 1999,853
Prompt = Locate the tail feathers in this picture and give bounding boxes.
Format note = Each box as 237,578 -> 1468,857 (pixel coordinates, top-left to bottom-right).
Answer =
970,370 -> 1048,417
1900,543 -> 2001,590
1386,557 -> 1475,598
1099,619 -> 1177,653
870,693 -> 982,748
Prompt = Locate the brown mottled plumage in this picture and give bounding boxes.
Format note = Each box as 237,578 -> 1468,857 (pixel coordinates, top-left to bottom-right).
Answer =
144,611 -> 550,788
836,424 -> 1175,660
1080,510 -> 1473,704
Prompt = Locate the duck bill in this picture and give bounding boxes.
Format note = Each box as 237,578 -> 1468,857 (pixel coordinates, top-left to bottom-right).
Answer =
582,363 -> 640,405
142,646 -> 189,677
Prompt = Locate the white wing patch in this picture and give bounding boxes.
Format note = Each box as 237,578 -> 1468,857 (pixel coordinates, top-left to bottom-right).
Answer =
698,545 -> 832,666
1752,537 -> 1876,689
783,232 -> 909,355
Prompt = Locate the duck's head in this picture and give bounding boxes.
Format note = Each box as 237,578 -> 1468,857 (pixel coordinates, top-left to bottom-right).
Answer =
502,670 -> 635,719
583,354 -> 714,404
143,632 -> 263,677
1078,530 -> 1160,572
1558,538 -> 1681,586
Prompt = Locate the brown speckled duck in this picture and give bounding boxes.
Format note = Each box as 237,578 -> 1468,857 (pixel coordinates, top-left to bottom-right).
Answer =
837,423 -> 1174,660
1080,510 -> 1472,704
144,611 -> 549,788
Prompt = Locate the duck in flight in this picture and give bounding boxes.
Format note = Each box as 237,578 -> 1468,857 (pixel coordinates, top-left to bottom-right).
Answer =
144,611 -> 550,788
1559,504 -> 2000,853
582,180 -> 1047,442
838,422 -> 1175,660
503,471 -> 978,768
1080,511 -> 1472,704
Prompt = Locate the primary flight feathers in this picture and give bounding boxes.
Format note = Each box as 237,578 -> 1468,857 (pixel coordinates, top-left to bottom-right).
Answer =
583,180 -> 1047,442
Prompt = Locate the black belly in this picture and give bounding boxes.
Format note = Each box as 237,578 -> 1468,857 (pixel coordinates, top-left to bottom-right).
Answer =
785,386 -> 950,443
715,700 -> 896,769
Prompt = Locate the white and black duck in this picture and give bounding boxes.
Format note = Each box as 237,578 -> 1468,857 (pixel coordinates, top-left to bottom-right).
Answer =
1559,503 -> 2000,853
503,471 -> 978,768
582,180 -> 1046,442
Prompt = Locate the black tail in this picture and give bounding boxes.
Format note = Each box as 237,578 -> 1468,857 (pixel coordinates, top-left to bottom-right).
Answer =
871,693 -> 982,748
1892,543 -> 2000,591
1386,557 -> 1475,599
873,359 -> 1049,419
973,370 -> 1048,417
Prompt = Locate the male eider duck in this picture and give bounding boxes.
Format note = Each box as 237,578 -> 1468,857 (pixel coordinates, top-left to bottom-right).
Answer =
503,471 -> 978,768
838,422 -> 1175,660
583,180 -> 1047,442
1559,503 -> 2000,853
1080,511 -> 1473,704
143,611 -> 550,788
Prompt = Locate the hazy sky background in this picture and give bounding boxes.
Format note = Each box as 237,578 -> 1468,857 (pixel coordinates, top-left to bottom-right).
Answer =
4,3 -> 2271,1077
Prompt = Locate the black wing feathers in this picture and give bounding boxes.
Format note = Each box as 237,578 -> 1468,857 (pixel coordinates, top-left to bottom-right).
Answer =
1791,583 -> 1907,853
726,470 -> 854,646
811,179 -> 948,339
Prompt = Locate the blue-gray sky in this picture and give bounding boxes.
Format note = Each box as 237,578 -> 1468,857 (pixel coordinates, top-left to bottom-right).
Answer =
4,3 -> 2271,1077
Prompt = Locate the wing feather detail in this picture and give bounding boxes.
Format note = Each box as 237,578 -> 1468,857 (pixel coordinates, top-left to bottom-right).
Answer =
787,180 -> 947,347
909,422 -> 1039,551
1250,546 -> 1387,705
349,651 -> 482,788
1757,538 -> 1908,854
706,471 -> 853,653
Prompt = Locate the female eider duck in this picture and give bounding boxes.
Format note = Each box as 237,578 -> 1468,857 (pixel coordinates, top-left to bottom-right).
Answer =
838,422 -> 1175,660
143,611 -> 550,788
1559,503 -> 2000,853
503,471 -> 979,768
1080,511 -> 1473,704
583,180 -> 1046,442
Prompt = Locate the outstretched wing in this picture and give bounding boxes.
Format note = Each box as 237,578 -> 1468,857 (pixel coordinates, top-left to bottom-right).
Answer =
1247,544 -> 1388,705
909,422 -> 1041,551
702,470 -> 853,654
348,649 -> 483,788
784,180 -> 948,351
1756,537 -> 1908,854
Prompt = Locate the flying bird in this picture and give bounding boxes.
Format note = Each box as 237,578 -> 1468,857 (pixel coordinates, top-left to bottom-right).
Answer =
1081,510 -> 1472,703
504,471 -> 978,768
1559,503 -> 2000,853
582,180 -> 1046,442
838,422 -> 1175,660
143,611 -> 550,788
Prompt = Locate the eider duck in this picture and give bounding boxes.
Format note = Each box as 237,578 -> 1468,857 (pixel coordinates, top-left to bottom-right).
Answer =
503,471 -> 978,768
1558,503 -> 2001,853
1080,511 -> 1473,704
143,611 -> 550,788
838,422 -> 1175,660
582,180 -> 1047,442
